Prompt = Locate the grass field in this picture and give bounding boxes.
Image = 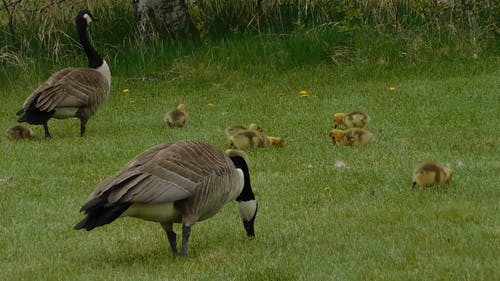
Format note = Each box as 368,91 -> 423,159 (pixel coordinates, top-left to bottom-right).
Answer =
1,33 -> 499,280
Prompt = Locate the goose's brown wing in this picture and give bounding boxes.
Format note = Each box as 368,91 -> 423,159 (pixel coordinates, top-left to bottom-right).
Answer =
21,68 -> 108,112
84,141 -> 233,207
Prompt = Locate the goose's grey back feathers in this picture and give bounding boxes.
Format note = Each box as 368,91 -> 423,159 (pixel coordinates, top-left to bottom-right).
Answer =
85,141 -> 244,223
21,67 -> 110,119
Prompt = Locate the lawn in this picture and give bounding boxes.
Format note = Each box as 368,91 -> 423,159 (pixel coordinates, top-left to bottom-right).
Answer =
1,40 -> 499,280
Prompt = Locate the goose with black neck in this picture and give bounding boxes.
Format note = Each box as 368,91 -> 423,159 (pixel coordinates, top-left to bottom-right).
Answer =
16,10 -> 111,138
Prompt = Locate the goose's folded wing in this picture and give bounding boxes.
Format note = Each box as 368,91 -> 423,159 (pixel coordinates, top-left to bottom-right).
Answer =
86,143 -> 201,207
31,68 -> 108,111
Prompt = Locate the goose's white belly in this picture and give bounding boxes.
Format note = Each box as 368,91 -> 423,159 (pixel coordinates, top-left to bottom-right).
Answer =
53,107 -> 78,119
122,202 -> 182,223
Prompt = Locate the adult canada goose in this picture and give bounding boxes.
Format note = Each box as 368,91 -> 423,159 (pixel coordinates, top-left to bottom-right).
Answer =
164,103 -> 187,128
74,140 -> 258,256
329,128 -> 374,147
16,10 -> 111,138
5,124 -> 34,140
334,111 -> 370,128
412,161 -> 452,188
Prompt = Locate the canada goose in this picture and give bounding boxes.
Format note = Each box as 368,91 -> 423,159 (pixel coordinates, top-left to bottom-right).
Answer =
74,140 -> 258,257
412,161 -> 452,188
334,111 -> 370,128
329,128 -> 374,147
164,104 -> 187,128
16,10 -> 111,138
5,124 -> 34,140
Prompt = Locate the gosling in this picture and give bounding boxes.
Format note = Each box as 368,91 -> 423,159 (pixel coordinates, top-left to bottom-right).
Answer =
225,123 -> 263,138
164,104 -> 187,128
329,128 -> 374,147
412,161 -> 452,188
265,136 -> 285,148
334,111 -> 370,128
228,130 -> 266,150
5,124 -> 34,140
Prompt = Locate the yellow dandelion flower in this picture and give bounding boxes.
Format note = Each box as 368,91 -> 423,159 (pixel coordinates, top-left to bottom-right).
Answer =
207,102 -> 215,108
388,86 -> 396,91
122,88 -> 129,94
299,90 -> 309,97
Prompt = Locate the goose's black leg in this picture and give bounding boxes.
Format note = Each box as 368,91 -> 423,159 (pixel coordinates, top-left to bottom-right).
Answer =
167,231 -> 177,255
181,224 -> 192,257
80,120 -> 87,137
161,223 -> 178,255
43,123 -> 51,138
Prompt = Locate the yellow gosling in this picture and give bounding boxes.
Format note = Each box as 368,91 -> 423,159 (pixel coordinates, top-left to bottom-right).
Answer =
164,104 -> 187,128
248,123 -> 264,133
5,124 -> 34,140
228,130 -> 266,150
412,161 -> 452,188
334,111 -> 370,128
265,136 -> 285,148
329,128 -> 374,147
225,124 -> 248,137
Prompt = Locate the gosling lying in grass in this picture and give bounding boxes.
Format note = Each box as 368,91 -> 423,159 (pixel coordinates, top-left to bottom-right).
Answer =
329,128 -> 374,147
334,111 -> 370,128
226,123 -> 284,150
266,136 -> 285,148
225,123 -> 263,137
228,130 -> 266,149
164,103 -> 187,128
5,124 -> 34,140
412,161 -> 452,188
229,132 -> 285,150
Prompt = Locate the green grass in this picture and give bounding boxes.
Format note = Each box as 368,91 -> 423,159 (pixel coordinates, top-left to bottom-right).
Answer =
1,33 -> 499,280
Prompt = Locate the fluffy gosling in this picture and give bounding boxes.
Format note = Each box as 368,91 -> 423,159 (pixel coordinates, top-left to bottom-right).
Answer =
228,130 -> 266,150
225,123 -> 263,137
164,104 -> 187,128
412,161 -> 452,188
329,128 -> 374,147
334,111 -> 370,128
265,136 -> 285,148
5,124 -> 34,140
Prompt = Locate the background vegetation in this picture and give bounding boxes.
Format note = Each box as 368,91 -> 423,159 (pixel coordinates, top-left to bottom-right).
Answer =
1,0 -> 499,280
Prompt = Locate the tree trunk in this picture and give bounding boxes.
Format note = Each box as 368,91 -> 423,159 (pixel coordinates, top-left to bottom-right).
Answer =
132,0 -> 189,37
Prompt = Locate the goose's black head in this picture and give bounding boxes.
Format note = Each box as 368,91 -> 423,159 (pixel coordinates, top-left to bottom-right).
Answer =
76,10 -> 96,27
228,152 -> 258,237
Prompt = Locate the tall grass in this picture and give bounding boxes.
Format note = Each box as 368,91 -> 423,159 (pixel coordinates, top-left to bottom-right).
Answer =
1,0 -> 497,67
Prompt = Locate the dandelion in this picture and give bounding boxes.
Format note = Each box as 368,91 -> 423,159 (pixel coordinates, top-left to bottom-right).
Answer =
388,86 -> 396,91
122,88 -> 129,94
299,90 -> 309,97
207,102 -> 215,108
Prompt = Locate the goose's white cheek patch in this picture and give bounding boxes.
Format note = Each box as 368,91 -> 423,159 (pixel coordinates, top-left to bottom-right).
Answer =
238,200 -> 257,221
83,14 -> 92,24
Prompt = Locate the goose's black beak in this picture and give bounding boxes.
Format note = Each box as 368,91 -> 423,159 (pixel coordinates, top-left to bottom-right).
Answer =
243,217 -> 256,237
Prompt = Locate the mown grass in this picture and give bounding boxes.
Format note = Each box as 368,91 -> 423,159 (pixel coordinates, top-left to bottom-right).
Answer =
1,28 -> 499,280
1,3 -> 499,279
